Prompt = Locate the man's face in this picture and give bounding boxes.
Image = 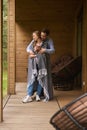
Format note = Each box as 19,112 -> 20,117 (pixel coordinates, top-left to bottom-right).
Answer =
41,32 -> 47,41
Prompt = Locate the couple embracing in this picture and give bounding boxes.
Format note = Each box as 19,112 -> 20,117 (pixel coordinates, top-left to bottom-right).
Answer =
22,28 -> 55,103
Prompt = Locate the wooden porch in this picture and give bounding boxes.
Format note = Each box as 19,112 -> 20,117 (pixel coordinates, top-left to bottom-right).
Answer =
0,83 -> 82,130
0,0 -> 87,126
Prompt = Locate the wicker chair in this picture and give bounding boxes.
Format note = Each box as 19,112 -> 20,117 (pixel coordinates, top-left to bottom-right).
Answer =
50,93 -> 87,130
52,56 -> 82,90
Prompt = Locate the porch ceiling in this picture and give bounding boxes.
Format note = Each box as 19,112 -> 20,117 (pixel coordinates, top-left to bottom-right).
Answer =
15,0 -> 82,21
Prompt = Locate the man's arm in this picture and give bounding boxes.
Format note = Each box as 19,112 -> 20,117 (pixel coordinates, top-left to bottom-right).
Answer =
45,38 -> 55,54
39,38 -> 55,54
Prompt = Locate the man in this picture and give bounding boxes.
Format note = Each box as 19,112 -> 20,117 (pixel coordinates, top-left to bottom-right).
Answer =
40,28 -> 55,54
40,28 -> 55,100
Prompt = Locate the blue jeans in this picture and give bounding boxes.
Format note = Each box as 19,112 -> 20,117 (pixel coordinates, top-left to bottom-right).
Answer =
27,82 -> 42,96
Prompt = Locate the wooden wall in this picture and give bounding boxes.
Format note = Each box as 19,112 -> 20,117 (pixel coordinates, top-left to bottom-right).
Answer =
0,0 -> 3,122
15,0 -> 81,82
8,0 -> 16,94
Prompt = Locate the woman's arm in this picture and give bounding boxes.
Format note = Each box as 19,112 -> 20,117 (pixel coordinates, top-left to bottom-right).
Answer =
27,40 -> 36,58
29,54 -> 36,58
26,40 -> 34,53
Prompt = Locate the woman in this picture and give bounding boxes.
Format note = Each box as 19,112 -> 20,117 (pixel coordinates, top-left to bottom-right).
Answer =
22,31 -> 50,103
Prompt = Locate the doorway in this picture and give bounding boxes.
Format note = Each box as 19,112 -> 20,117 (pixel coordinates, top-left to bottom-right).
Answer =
77,8 -> 83,56
76,8 -> 83,89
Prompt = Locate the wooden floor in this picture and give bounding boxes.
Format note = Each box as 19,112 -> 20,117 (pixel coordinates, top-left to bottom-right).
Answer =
0,83 -> 82,130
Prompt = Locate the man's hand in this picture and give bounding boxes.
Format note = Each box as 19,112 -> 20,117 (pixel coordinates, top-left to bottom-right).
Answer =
39,48 -> 46,54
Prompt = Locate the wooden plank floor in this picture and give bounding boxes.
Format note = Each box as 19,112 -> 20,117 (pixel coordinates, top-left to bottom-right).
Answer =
0,83 -> 82,130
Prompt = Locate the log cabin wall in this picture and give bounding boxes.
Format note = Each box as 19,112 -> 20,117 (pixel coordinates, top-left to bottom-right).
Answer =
15,0 -> 81,82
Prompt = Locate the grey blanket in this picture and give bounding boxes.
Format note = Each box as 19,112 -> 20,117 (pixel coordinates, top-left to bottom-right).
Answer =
27,42 -> 50,100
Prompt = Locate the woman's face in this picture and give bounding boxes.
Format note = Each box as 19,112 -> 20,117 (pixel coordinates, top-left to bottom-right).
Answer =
32,33 -> 38,41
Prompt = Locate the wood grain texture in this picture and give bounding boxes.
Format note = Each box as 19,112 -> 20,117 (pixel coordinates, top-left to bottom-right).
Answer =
15,0 -> 82,82
8,0 -> 16,94
0,83 -> 82,129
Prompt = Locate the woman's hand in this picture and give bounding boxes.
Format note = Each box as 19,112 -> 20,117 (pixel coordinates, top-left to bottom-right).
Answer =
29,54 -> 36,58
28,50 -> 35,58
28,50 -> 36,58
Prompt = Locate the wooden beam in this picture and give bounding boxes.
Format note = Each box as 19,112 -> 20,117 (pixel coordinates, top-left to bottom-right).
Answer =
8,0 -> 16,94
0,0 -> 3,122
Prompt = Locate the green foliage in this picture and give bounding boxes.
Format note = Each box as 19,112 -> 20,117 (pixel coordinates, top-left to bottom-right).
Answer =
3,0 -> 8,66
3,70 -> 7,97
3,21 -> 7,48
3,0 -> 8,17
3,0 -> 8,46
3,0 -> 8,97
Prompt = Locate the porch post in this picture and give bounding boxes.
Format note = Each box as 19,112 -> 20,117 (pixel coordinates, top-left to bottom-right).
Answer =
8,0 -> 16,94
0,0 -> 3,122
82,0 -> 87,92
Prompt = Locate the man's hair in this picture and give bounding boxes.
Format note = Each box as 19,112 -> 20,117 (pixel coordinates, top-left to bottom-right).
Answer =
41,28 -> 50,36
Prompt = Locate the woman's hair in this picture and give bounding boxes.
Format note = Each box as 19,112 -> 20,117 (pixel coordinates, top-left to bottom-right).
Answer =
33,30 -> 41,38
41,28 -> 50,36
32,30 -> 41,48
